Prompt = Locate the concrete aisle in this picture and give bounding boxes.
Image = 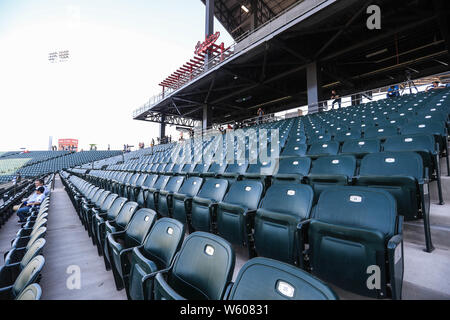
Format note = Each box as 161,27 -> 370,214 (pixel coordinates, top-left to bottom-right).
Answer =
39,175 -> 126,300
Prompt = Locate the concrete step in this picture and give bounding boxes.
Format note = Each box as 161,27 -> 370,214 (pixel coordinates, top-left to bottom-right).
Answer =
403,221 -> 450,250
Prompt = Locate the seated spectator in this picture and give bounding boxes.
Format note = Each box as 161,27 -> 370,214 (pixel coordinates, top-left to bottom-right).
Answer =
35,178 -> 49,196
17,186 -> 46,223
387,85 -> 400,98
425,80 -> 446,92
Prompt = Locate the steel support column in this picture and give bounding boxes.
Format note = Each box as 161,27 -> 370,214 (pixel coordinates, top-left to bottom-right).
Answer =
160,114 -> 166,139
205,0 -> 215,70
306,62 -> 323,113
203,104 -> 212,131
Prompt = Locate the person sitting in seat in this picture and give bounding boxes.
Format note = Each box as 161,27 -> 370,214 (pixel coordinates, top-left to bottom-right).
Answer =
387,85 -> 399,98
35,178 -> 49,196
17,186 -> 45,223
425,80 -> 446,92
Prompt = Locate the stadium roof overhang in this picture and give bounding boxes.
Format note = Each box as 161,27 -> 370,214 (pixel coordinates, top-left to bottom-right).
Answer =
134,0 -> 450,127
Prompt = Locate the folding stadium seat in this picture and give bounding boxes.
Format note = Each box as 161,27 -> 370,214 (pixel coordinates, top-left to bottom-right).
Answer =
189,178 -> 228,233
357,151 -> 433,252
226,257 -> 337,300
280,143 -> 308,158
15,217 -> 47,238
136,174 -> 158,208
15,283 -> 42,300
220,162 -> 248,183
340,139 -> 380,159
93,197 -> 127,256
242,160 -> 276,190
306,155 -> 356,201
202,162 -> 227,178
303,186 -> 403,299
123,173 -> 140,199
308,133 -> 332,144
401,120 -> 449,176
153,232 -> 235,300
364,125 -> 398,139
103,201 -> 139,269
0,255 -> 45,300
189,163 -> 210,176
383,134 -> 444,204
127,218 -> 185,300
0,238 -> 45,286
168,163 -> 182,175
307,141 -> 339,158
252,184 -> 313,264
127,174 -> 147,202
144,175 -> 170,211
106,208 -> 157,290
215,180 -> 263,251
171,177 -> 203,224
334,129 -> 362,142
8,227 -> 46,255
80,189 -> 110,230
272,156 -> 311,183
179,163 -> 195,176
156,176 -> 185,217
85,192 -> 118,241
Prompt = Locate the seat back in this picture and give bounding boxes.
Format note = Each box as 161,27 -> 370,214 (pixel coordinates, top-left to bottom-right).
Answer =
155,232 -> 235,300
196,178 -> 228,201
13,255 -> 45,298
310,155 -> 356,177
115,201 -> 139,229
307,141 -> 339,156
124,208 -> 157,247
25,227 -> 47,250
254,184 -> 313,263
228,257 -> 337,300
142,218 -> 185,270
20,238 -> 46,269
341,139 -> 380,155
164,176 -> 185,193
106,197 -> 128,221
383,134 -> 435,153
309,186 -> 397,296
359,151 -> 423,181
15,284 -> 42,300
274,157 -> 311,181
364,125 -> 398,139
100,193 -> 119,211
177,177 -> 203,197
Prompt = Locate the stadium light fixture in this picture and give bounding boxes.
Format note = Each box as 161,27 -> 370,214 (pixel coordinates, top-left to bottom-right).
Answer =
241,5 -> 250,13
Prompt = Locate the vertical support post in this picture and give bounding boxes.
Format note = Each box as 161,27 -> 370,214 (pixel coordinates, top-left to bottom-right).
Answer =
205,0 -> 215,70
203,104 -> 212,131
250,0 -> 258,31
306,62 -> 322,113
160,114 -> 166,142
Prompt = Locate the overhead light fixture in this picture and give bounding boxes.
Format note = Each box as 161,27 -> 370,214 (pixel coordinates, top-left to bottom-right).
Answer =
365,48 -> 388,58
241,5 -> 249,13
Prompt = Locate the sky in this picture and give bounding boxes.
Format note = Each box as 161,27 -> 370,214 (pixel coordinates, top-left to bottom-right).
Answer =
0,0 -> 233,151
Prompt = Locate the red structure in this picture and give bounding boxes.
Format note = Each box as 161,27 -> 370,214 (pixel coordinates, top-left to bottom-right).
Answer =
158,32 -> 232,95
58,138 -> 78,152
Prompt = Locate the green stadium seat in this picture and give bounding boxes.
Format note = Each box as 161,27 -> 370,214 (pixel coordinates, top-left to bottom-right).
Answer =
106,208 -> 157,290
216,180 -> 263,250
227,257 -> 338,300
253,184 -> 313,264
357,151 -> 433,252
153,232 -> 235,300
189,178 -> 228,232
127,218 -> 185,300
305,186 -> 403,299
157,176 -> 185,217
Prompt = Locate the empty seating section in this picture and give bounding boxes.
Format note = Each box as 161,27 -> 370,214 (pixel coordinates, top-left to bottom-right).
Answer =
0,150 -> 121,181
57,88 -> 448,300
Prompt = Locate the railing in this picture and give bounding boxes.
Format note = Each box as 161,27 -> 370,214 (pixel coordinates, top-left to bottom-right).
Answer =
133,0 -> 324,119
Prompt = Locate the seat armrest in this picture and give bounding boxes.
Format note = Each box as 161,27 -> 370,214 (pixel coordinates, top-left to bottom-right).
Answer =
387,234 -> 404,300
297,219 -> 312,269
